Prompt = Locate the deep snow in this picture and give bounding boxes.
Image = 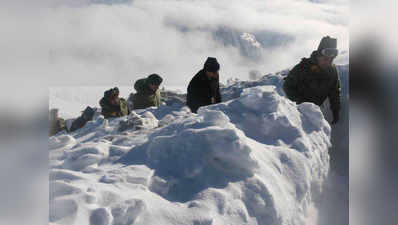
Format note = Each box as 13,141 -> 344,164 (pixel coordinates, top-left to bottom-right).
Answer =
49,65 -> 348,225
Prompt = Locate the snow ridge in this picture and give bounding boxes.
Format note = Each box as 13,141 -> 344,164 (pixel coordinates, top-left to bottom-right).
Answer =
48,67 -> 346,225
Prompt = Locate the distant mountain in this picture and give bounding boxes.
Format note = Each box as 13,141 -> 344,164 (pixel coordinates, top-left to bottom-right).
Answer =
165,20 -> 295,61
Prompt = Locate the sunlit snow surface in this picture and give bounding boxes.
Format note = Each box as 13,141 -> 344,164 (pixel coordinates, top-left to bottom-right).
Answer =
49,65 -> 348,225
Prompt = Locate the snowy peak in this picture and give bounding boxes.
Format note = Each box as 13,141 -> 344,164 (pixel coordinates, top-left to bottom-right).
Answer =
241,32 -> 262,48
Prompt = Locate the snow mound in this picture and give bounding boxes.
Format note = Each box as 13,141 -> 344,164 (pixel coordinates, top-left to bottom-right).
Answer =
50,79 -> 332,225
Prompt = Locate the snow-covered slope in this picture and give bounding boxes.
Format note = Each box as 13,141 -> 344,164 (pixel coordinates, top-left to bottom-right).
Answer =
49,64 -> 348,225
49,77 -> 344,225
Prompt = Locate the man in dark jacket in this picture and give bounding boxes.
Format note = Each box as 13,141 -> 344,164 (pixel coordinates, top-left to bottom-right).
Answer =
187,57 -> 222,113
131,74 -> 163,110
99,87 -> 129,118
283,36 -> 341,124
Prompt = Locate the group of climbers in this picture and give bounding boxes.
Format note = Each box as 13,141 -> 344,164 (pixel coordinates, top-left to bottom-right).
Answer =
49,35 -> 341,136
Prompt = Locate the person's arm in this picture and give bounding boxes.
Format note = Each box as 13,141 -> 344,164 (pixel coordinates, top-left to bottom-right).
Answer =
215,81 -> 222,103
329,68 -> 341,124
209,78 -> 221,104
152,89 -> 161,107
283,64 -> 303,103
119,98 -> 129,116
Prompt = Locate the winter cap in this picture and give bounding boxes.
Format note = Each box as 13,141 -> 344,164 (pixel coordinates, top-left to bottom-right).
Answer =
104,87 -> 118,98
317,36 -> 338,57
146,74 -> 163,86
203,57 -> 220,72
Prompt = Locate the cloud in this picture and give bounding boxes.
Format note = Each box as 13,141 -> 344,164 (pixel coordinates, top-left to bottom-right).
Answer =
0,0 -> 348,92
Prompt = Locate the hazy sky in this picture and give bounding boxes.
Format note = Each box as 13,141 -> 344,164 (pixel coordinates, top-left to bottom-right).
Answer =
1,0 -> 348,91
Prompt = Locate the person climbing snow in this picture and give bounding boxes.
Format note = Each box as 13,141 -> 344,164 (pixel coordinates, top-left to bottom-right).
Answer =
187,57 -> 222,113
283,36 -> 341,124
69,106 -> 96,132
130,74 -> 163,110
99,87 -> 129,118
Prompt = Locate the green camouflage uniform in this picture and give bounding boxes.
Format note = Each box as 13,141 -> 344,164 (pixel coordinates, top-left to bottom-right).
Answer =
99,97 -> 129,118
283,54 -> 341,118
132,78 -> 162,110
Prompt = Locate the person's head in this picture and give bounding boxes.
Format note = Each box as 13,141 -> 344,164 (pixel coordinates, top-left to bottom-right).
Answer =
146,74 -> 163,92
109,87 -> 120,105
203,57 -> 220,79
315,36 -> 338,69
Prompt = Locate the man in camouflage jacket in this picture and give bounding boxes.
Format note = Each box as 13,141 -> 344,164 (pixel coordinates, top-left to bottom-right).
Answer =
131,74 -> 163,110
99,87 -> 129,118
283,36 -> 341,124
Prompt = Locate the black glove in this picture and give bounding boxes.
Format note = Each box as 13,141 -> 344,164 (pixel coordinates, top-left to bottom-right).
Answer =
332,110 -> 339,124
